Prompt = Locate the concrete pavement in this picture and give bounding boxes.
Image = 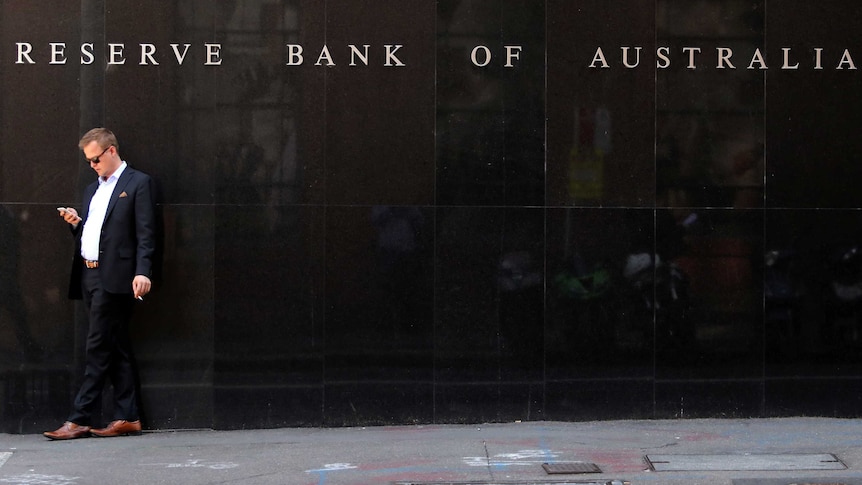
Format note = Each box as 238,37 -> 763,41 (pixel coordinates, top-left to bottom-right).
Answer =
1,418 -> 862,484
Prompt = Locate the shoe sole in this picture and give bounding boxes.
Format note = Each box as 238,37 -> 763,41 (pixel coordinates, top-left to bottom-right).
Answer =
91,430 -> 142,438
43,433 -> 90,440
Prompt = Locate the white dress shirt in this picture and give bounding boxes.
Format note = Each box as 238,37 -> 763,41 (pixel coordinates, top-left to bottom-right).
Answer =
81,162 -> 128,261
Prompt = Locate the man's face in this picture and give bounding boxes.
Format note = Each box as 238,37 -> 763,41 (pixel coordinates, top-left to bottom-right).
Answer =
82,140 -> 120,178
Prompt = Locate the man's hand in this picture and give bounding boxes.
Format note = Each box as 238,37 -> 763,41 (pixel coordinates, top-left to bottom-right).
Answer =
133,275 -> 152,300
58,207 -> 81,227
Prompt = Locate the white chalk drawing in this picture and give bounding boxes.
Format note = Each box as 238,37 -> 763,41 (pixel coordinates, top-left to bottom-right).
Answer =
463,449 -> 561,467
0,474 -> 79,485
305,463 -> 358,473
0,453 -> 11,469
145,459 -> 238,470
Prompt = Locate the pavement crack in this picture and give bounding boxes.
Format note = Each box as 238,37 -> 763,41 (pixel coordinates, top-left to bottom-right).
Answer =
642,442 -> 679,450
483,440 -> 494,480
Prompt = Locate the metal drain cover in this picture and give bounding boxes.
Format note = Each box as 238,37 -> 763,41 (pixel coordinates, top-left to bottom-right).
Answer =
645,453 -> 846,472
543,462 -> 602,474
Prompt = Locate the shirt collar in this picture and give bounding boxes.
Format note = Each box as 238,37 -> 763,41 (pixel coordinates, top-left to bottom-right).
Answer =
99,161 -> 128,185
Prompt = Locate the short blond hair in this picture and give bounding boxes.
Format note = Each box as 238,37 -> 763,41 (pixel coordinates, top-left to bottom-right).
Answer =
78,128 -> 119,153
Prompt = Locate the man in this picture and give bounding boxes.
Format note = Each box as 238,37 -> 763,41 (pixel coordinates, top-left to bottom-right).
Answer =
45,128 -> 155,440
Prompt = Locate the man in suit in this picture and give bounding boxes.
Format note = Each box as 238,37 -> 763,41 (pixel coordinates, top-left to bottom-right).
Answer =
45,128 -> 156,440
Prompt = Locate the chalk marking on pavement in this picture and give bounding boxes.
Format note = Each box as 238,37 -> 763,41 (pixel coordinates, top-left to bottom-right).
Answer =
0,474 -> 79,485
463,448 -> 562,467
305,463 -> 358,473
0,453 -> 11,469
143,459 -> 238,470
305,463 -> 359,485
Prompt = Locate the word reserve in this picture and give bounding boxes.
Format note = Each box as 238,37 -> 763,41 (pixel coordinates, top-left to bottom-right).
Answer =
14,43 -> 223,66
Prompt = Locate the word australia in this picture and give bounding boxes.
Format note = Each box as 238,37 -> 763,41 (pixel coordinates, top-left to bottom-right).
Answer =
591,46 -> 858,70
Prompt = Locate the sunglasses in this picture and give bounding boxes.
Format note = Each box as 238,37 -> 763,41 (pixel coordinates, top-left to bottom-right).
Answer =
86,145 -> 112,164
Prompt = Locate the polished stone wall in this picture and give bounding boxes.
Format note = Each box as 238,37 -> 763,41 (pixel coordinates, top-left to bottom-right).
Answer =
2,0 -> 862,433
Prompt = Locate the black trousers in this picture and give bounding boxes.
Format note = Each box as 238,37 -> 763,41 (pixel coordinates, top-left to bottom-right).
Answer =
68,265 -> 139,425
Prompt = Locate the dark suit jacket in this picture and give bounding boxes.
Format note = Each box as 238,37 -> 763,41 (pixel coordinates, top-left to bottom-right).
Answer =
68,166 -> 156,299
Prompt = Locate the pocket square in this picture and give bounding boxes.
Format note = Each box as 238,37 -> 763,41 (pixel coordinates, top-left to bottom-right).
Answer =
119,191 -> 128,198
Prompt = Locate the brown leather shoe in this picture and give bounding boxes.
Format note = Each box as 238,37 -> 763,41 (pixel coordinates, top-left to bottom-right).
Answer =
43,422 -> 91,440
90,420 -> 142,437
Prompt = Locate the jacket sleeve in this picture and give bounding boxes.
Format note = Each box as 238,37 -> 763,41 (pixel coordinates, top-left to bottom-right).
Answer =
67,196 -> 87,300
134,174 -> 157,278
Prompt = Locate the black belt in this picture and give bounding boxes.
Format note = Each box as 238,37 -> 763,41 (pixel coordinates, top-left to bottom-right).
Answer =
84,260 -> 99,269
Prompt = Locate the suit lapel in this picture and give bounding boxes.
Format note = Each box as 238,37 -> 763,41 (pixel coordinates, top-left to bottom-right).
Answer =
103,168 -> 135,223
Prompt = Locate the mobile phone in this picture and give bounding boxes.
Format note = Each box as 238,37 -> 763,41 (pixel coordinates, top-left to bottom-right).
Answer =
58,207 -> 81,221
